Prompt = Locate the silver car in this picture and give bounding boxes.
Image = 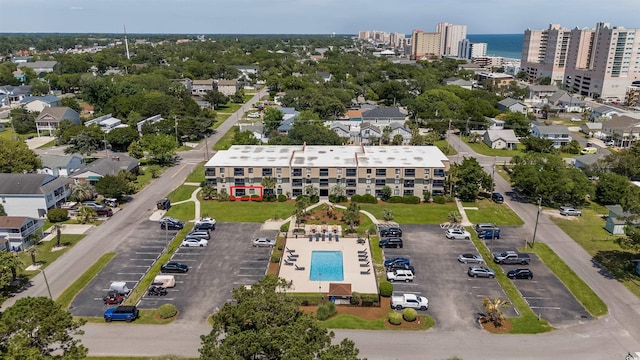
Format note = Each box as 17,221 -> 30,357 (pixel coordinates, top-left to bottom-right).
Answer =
559,207 -> 582,216
457,253 -> 484,264
252,238 -> 276,247
468,266 -> 495,278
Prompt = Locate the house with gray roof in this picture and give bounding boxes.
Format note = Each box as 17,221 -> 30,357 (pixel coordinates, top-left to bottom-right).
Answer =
136,114 -> 163,134
17,61 -> 58,74
361,107 -> 407,127
601,115 -> 640,148
20,95 -> 61,112
573,152 -> 607,169
0,174 -> 73,218
605,205 -> 639,235
531,124 -> 570,148
388,123 -> 412,145
238,123 -> 266,143
71,153 -> 139,185
580,122 -> 603,136
85,113 -> 128,133
590,105 -> 625,121
483,129 -> 519,149
38,154 -> 85,177
35,107 -> 80,136
0,85 -> 32,105
360,123 -> 382,144
443,77 -> 473,90
497,98 -> 527,114
0,216 -> 44,251
526,85 -> 559,102
330,123 -> 351,140
547,90 -> 586,112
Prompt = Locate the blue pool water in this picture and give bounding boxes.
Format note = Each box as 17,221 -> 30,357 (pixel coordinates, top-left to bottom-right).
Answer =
309,251 -> 344,281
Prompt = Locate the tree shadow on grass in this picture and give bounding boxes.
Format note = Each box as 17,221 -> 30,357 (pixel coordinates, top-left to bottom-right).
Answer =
592,250 -> 640,281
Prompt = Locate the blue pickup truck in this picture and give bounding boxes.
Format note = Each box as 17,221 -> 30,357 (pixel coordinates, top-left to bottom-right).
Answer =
104,306 -> 139,322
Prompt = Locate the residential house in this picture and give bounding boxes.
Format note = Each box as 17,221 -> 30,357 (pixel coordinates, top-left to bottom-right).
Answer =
330,123 -> 351,140
18,61 -> 58,75
136,114 -> 164,134
531,124 -> 570,148
0,85 -> 31,104
360,123 -> 382,144
526,85 -> 559,103
71,153 -> 140,185
215,79 -> 241,96
0,216 -> 44,251
573,152 -> 607,169
20,96 -> 61,113
85,114 -> 127,133
12,69 -> 25,83
277,118 -> 295,135
0,173 -> 73,218
547,90 -> 586,112
11,56 -> 33,63
317,71 -> 332,83
191,79 -> 215,96
35,107 -> 81,136
234,65 -> 260,78
580,122 -> 603,136
477,72 -> 513,88
238,123 -> 267,143
605,205 -> 639,235
173,78 -> 193,93
361,108 -> 407,127
344,109 -> 364,122
590,105 -> 624,121
443,77 -> 474,90
483,129 -> 520,149
489,118 -> 505,130
497,98 -> 527,114
39,154 -> 85,177
388,123 -> 412,144
601,115 -> 640,148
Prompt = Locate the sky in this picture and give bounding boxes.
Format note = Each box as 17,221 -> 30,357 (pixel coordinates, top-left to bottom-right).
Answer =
0,0 -> 638,35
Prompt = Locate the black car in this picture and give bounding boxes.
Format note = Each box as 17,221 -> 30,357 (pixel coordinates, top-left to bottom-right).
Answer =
379,227 -> 402,237
160,218 -> 184,230
194,222 -> 215,231
379,237 -> 403,248
160,262 -> 189,273
507,268 -> 533,280
386,263 -> 415,274
491,192 -> 504,204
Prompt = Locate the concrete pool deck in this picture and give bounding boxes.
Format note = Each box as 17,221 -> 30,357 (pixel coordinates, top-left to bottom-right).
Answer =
279,236 -> 378,294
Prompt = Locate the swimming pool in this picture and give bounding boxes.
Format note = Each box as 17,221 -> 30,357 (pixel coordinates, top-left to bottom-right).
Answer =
309,251 -> 344,281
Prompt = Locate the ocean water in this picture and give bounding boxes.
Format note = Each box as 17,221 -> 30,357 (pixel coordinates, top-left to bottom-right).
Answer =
467,34 -> 523,60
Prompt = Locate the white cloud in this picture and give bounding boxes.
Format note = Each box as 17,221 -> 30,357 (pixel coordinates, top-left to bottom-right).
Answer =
70,6 -> 83,10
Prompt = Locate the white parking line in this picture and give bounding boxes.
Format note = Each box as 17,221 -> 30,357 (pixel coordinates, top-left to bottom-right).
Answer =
130,259 -> 157,261
142,297 -> 176,301
529,306 -> 562,310
169,259 -> 197,262
136,252 -> 161,255
237,274 -> 263,277
238,267 -> 264,270
122,265 -> 151,268
173,252 -> 204,256
524,297 -> 552,300
116,272 -> 145,275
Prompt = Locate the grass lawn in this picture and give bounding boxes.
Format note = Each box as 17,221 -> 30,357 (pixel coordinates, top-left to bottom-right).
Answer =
462,137 -> 525,157
521,243 -> 607,317
435,139 -> 457,156
167,185 -> 198,203
358,203 -> 458,224
37,139 -> 57,148
463,199 -> 524,226
165,202 -> 196,222
186,162 -> 205,183
0,128 -> 16,140
19,235 -> 86,278
56,253 -> 116,309
213,125 -> 237,151
213,114 -> 230,129
199,201 -> 295,222
321,314 -> 385,329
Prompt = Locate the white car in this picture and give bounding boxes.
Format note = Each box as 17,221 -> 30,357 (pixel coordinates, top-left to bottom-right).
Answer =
445,228 -> 471,240
181,238 -> 209,247
247,112 -> 261,118
252,238 -> 276,247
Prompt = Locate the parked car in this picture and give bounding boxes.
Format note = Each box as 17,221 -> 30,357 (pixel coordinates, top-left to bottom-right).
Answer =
445,228 -> 471,240
104,306 -> 139,322
102,290 -> 123,305
160,217 -> 184,230
493,251 -> 531,265
379,237 -> 403,248
82,201 -> 105,209
467,266 -> 496,278
186,230 -> 210,240
384,257 -> 410,267
386,269 -> 414,282
379,227 -> 402,237
559,207 -> 582,216
457,253 -> 484,264
252,238 -> 276,247
507,268 -> 534,280
386,263 -> 416,274
247,112 -> 261,118
474,223 -> 500,233
181,238 -> 208,247
194,217 -> 216,231
491,192 -> 504,204
390,293 -> 428,311
95,207 -> 113,217
160,262 -> 189,273
477,228 -> 501,240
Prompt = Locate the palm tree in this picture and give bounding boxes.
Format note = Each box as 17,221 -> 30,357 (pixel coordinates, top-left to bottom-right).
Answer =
27,246 -> 39,266
261,176 -> 276,198
304,184 -> 318,197
52,223 -> 64,248
76,205 -> 97,224
482,297 -> 511,327
70,182 -> 96,202
329,183 -> 345,201
201,185 -> 216,200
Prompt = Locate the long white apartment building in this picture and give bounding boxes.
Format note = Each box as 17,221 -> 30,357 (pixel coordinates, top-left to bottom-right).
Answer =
204,145 -> 450,199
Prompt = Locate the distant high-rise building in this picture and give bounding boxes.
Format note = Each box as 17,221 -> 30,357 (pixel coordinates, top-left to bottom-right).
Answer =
521,24 -> 571,83
458,39 -> 487,59
436,22 -> 467,56
410,30 -> 441,60
522,22 -> 640,101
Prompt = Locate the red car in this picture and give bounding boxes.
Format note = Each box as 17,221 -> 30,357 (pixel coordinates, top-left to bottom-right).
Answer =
103,290 -> 123,305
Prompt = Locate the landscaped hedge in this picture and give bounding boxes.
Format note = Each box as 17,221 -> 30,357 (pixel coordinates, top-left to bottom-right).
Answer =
350,292 -> 361,305
270,254 -> 280,263
351,194 -> 378,204
386,195 -> 421,204
360,293 -> 380,307
403,308 -> 417,322
388,311 -> 402,325
277,194 -> 287,202
47,208 -> 69,222
329,194 -> 347,203
387,196 -> 404,203
158,304 -> 178,319
316,302 -> 337,320
379,281 -> 393,297
288,293 -> 324,306
433,196 -> 446,204
280,222 -> 290,233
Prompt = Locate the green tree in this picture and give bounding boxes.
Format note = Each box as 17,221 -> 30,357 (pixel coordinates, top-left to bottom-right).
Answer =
203,89 -> 228,110
391,134 -> 404,145
0,297 -> 87,359
95,173 -> 131,199
64,131 -> 101,156
106,127 -> 140,152
0,251 -> 22,287
70,182 -> 95,202
560,140 -> 582,154
60,97 -> 82,113
380,186 -> 392,201
497,112 -> 529,137
520,136 -> 555,153
294,195 -> 311,227
51,223 -> 64,248
342,203 -> 361,230
10,107 -> 37,134
482,297 -> 511,327
140,134 -> 179,165
0,204 -> 5,216
76,205 -> 97,224
595,173 -> 632,205
199,276 -> 363,360
0,138 -> 42,173
263,107 -> 284,134
261,176 -> 276,198
127,140 -> 145,159
449,157 -> 493,202
232,130 -> 260,145
304,184 -> 318,197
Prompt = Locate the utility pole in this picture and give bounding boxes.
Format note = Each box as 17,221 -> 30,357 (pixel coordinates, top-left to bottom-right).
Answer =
42,269 -> 53,299
174,116 -> 179,144
531,196 -> 542,248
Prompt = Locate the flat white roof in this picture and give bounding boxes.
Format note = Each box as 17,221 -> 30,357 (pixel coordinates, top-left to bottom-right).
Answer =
206,145 -> 448,169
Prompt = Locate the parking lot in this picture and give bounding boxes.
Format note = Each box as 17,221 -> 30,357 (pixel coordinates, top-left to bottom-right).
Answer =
71,221 -> 277,322
384,224 -> 590,330
71,220 -> 174,317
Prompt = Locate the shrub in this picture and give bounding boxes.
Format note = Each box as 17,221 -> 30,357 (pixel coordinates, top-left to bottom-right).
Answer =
361,293 -> 379,307
433,196 -> 446,204
280,222 -> 290,233
289,293 -> 323,306
445,195 -> 455,203
402,195 -> 421,204
361,194 -> 378,204
351,194 -> 362,203
387,196 -> 404,203
329,194 -> 347,203
388,311 -> 402,325
423,190 -> 431,202
317,304 -> 330,320
47,208 -> 69,223
270,254 -> 281,263
277,194 -> 287,202
403,308 -> 418,322
310,195 -> 320,203
158,304 -> 178,319
148,165 -> 161,178
326,301 -> 336,316
379,281 -> 393,297
350,292 -> 361,306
